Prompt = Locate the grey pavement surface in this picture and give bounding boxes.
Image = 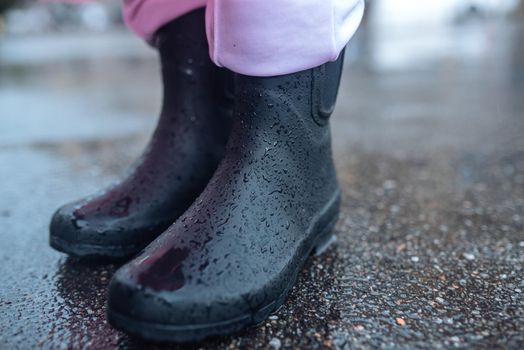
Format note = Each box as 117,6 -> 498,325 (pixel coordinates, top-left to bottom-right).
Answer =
1,19 -> 524,349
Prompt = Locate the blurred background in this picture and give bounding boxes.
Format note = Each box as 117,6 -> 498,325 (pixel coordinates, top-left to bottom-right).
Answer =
1,1 -> 523,349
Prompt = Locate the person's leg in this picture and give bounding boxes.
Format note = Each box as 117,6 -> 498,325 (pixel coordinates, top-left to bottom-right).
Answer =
106,0 -> 364,342
50,5 -> 234,258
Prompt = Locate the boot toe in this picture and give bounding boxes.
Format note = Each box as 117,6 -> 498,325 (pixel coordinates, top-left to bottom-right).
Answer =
49,202 -> 142,258
49,203 -> 83,252
107,265 -> 260,342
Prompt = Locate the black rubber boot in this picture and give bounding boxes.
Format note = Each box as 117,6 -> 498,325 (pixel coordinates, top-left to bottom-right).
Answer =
49,9 -> 233,258
107,50 -> 346,342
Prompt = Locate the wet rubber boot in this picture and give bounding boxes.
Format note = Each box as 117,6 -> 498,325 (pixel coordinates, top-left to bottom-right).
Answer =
49,9 -> 233,258
107,50 -> 346,342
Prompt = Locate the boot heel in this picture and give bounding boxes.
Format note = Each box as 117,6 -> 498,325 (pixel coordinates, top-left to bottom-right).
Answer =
312,216 -> 338,256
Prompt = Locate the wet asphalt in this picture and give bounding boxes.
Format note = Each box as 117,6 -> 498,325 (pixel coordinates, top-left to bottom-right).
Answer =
1,18 -> 523,350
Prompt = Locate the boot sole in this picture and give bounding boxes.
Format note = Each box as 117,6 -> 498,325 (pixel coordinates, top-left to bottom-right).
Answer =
50,235 -> 141,259
106,190 -> 341,343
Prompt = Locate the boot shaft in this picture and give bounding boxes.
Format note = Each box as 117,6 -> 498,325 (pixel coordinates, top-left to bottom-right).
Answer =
232,50 -> 345,145
154,9 -> 209,68
154,9 -> 233,116
227,51 -> 346,190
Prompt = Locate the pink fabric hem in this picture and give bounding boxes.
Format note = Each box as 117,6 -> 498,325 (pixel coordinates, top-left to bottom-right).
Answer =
52,0 -> 364,76
205,0 -> 364,76
122,0 -> 206,41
